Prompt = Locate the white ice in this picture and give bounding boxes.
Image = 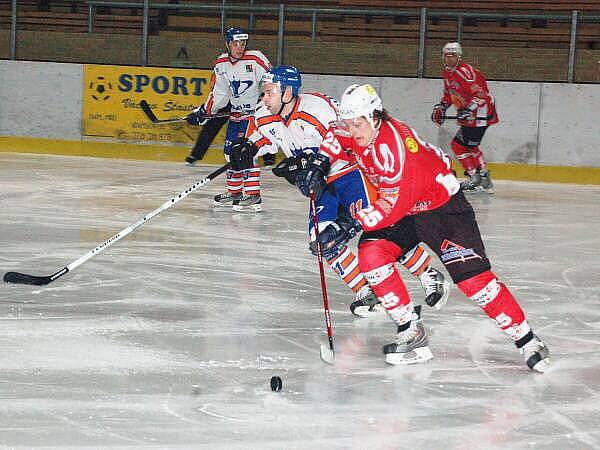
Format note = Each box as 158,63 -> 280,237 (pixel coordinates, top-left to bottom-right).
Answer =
1,153 -> 600,449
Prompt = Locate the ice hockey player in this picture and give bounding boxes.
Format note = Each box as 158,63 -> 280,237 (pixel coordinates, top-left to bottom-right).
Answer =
314,83 -> 549,371
431,42 -> 498,194
230,65 -> 451,317
185,26 -> 271,212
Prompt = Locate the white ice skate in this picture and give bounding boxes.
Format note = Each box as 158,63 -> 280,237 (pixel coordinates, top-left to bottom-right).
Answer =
232,194 -> 262,212
350,285 -> 382,318
383,306 -> 433,365
520,334 -> 550,373
419,266 -> 451,310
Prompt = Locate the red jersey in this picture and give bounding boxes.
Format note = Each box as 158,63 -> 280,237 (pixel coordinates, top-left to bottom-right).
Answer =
441,61 -> 499,128
320,119 -> 460,232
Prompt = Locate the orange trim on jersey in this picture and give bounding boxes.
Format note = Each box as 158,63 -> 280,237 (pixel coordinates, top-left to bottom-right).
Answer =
257,114 -> 281,127
255,137 -> 271,148
240,54 -> 271,71
284,98 -> 301,127
296,111 -> 327,138
326,163 -> 359,183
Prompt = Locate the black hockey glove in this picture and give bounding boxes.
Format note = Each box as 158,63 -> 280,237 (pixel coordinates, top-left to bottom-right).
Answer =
186,105 -> 208,126
272,154 -> 309,185
456,108 -> 474,122
230,138 -> 259,171
431,103 -> 449,126
309,214 -> 362,260
295,153 -> 331,200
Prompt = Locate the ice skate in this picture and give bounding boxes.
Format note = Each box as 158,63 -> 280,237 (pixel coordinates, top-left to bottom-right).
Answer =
350,286 -> 382,318
232,194 -> 262,212
419,266 -> 451,310
213,191 -> 241,208
479,169 -> 495,194
185,156 -> 199,166
461,170 -> 482,193
520,333 -> 550,373
383,305 -> 433,365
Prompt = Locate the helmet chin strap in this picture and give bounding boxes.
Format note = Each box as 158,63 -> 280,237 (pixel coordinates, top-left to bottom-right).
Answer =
277,88 -> 296,117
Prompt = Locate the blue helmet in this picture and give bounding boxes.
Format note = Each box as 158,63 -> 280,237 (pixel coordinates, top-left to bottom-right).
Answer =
225,27 -> 249,42
261,65 -> 302,97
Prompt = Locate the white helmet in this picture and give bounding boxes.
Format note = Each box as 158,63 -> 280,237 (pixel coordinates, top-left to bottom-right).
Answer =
339,84 -> 383,129
442,42 -> 462,57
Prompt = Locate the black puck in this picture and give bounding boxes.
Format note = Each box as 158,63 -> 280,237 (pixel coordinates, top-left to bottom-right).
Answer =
270,376 -> 282,392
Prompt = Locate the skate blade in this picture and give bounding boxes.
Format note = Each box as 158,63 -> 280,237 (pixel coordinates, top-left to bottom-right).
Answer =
431,278 -> 452,310
351,304 -> 384,318
232,205 -> 262,213
531,356 -> 551,373
385,346 -> 433,365
319,344 -> 335,364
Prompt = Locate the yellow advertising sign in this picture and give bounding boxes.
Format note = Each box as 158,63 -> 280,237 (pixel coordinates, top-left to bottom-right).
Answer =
83,64 -> 221,145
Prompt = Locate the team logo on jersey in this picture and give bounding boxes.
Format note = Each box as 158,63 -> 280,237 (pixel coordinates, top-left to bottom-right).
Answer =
245,64 -> 253,73
230,79 -> 253,98
405,137 -> 418,153
440,239 -> 482,264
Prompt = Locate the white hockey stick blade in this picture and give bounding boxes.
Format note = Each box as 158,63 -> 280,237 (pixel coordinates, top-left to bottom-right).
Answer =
320,344 -> 335,364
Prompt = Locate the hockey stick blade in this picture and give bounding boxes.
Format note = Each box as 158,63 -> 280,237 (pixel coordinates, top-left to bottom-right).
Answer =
4,267 -> 67,286
139,100 -> 187,124
320,344 -> 335,364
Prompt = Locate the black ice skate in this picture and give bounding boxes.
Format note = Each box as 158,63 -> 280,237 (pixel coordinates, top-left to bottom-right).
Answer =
350,286 -> 382,318
518,332 -> 551,373
185,156 -> 199,166
213,192 -> 242,208
479,169 -> 495,194
461,170 -> 482,192
232,194 -> 262,212
419,266 -> 451,310
383,305 -> 433,365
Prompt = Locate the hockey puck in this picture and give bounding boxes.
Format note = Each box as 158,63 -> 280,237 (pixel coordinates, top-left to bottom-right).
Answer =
270,376 -> 282,392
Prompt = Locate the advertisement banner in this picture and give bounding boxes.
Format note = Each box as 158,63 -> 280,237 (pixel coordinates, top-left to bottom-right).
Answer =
82,64 -> 221,145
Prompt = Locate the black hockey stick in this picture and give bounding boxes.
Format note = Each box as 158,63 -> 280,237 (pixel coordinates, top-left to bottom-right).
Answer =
139,100 -> 244,124
443,115 -> 490,120
309,191 -> 335,364
3,164 -> 229,286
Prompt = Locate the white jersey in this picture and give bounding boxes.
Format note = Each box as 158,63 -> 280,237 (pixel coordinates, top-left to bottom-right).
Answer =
246,92 -> 354,177
204,50 -> 271,114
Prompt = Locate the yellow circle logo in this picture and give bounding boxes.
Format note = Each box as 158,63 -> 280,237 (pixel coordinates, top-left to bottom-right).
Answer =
405,137 -> 418,153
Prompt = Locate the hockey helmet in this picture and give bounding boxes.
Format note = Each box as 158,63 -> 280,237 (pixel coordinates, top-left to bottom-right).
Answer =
339,84 -> 383,129
225,26 -> 249,42
261,65 -> 302,97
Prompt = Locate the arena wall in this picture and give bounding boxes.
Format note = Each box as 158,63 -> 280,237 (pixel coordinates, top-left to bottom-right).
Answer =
1,60 -> 599,182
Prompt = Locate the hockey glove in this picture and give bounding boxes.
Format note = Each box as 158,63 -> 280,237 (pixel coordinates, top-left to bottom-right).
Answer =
272,154 -> 309,185
431,103 -> 449,126
295,153 -> 331,200
456,108 -> 474,122
186,105 -> 209,126
230,138 -> 259,171
309,215 -> 362,260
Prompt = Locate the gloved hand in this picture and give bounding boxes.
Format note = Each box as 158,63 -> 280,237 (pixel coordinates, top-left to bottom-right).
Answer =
272,154 -> 309,185
186,105 -> 208,126
456,108 -> 474,122
431,103 -> 449,126
309,215 -> 362,259
230,138 -> 259,171
295,153 -> 331,199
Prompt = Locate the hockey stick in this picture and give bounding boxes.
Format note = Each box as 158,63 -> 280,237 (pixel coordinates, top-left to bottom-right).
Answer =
139,100 -> 244,124
3,164 -> 229,286
309,191 -> 335,364
443,115 -> 490,120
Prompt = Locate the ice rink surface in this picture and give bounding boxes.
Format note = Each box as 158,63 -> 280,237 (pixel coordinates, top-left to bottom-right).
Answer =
1,152 -> 600,450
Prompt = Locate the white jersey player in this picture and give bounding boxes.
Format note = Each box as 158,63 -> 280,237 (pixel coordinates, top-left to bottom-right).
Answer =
231,66 -> 450,316
186,27 -> 271,212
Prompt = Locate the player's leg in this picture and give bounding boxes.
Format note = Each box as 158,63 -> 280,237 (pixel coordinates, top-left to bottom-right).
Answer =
214,122 -> 244,208
336,169 -> 450,310
452,127 -> 494,193
231,121 -> 262,212
415,191 -> 549,372
186,107 -> 230,165
358,228 -> 433,365
309,188 -> 374,315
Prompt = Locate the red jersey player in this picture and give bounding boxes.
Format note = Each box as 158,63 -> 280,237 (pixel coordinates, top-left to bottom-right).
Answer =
316,84 -> 550,371
431,42 -> 498,194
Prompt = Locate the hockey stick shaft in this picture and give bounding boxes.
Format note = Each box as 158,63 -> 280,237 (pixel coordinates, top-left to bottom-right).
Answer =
4,164 -> 229,286
443,115 -> 490,120
139,100 -> 243,124
309,191 -> 335,361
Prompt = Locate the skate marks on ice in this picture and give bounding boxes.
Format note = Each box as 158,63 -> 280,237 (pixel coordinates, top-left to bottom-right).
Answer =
1,154 -> 600,448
